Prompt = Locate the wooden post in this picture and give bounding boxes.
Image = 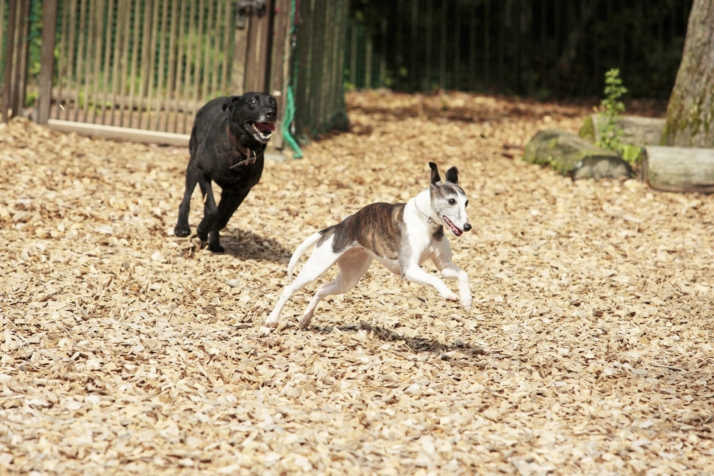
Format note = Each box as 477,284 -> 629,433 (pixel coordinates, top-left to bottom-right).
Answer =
38,0 -> 59,125
231,2 -> 249,94
245,0 -> 273,92
269,0 -> 290,150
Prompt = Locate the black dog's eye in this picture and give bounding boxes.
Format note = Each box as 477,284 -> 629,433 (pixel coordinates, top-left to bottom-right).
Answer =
249,99 -> 258,107
448,198 -> 456,205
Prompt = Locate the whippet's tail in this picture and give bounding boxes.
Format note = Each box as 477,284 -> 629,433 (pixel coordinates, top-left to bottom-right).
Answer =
287,231 -> 323,280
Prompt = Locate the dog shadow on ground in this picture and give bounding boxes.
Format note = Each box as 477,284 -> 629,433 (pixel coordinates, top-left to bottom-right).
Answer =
312,320 -> 489,360
220,229 -> 292,262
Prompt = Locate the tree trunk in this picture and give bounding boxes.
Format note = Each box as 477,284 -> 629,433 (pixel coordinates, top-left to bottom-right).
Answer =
662,0 -> 714,147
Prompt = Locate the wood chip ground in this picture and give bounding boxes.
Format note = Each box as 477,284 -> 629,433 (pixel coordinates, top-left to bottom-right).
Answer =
0,90 -> 712,475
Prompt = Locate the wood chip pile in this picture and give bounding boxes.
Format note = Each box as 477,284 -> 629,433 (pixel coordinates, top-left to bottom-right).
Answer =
0,90 -> 712,475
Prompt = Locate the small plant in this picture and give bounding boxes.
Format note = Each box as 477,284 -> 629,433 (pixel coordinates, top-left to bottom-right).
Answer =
596,68 -> 627,152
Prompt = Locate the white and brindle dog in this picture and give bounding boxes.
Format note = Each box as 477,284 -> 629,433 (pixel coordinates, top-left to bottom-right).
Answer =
265,162 -> 472,330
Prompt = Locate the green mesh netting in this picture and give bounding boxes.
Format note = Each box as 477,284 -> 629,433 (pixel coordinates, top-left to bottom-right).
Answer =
292,0 -> 349,146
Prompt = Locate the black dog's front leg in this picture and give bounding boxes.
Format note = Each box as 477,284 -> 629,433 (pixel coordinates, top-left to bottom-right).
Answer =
196,175 -> 219,244
205,188 -> 251,252
174,163 -> 200,237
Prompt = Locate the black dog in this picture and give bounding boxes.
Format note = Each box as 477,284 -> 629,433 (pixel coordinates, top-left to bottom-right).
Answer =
174,92 -> 277,252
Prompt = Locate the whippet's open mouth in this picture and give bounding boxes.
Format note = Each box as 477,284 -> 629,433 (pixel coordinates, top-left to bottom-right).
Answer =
245,121 -> 276,143
442,216 -> 463,236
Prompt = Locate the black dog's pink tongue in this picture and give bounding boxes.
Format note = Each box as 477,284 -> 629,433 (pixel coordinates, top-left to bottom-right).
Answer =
255,122 -> 275,132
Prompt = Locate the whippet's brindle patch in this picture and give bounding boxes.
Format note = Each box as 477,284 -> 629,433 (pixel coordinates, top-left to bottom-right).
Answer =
265,162 -> 472,330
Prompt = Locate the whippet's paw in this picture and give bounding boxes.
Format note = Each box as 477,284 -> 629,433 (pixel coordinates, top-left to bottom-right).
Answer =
460,297 -> 472,311
442,291 -> 459,302
174,224 -> 191,237
263,317 -> 279,329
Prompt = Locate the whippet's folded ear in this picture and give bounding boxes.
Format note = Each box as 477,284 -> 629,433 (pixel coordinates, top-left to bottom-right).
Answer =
222,96 -> 240,111
445,166 -> 459,184
429,162 -> 441,185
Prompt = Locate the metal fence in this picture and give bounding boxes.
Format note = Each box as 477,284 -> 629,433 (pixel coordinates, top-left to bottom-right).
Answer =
346,0 -> 694,99
50,0 -> 237,134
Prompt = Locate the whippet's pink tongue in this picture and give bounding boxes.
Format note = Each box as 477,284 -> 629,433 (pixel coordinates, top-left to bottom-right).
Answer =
255,122 -> 275,132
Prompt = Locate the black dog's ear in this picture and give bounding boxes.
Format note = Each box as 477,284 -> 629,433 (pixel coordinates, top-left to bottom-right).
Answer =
429,162 -> 441,185
445,166 -> 459,184
222,96 -> 240,111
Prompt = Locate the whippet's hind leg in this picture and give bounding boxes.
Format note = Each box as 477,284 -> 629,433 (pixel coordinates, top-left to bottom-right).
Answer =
298,250 -> 373,330
265,240 -> 344,328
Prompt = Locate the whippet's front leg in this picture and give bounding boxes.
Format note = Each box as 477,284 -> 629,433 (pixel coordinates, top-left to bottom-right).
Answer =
402,265 -> 459,303
431,242 -> 472,311
433,260 -> 471,311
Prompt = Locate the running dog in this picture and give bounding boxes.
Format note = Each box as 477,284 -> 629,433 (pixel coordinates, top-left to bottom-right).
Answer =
265,162 -> 472,330
174,92 -> 277,253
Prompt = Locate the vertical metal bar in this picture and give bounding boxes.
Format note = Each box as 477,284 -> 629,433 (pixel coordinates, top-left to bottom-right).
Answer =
484,0 -> 490,89
171,0 -> 186,132
143,0 -> 160,128
79,0 -> 95,123
1,0 -> 17,122
136,0 -> 153,129
152,0 -> 168,130
219,0 -> 231,96
364,28 -> 371,89
191,0 -> 204,116
209,0 -> 221,98
469,1 -> 476,90
379,18 -> 386,88
73,0 -> 87,121
38,0 -> 59,124
395,0 -> 402,90
127,0 -> 142,128
64,0 -> 77,120
439,0 -> 446,90
200,0 -> 213,99
498,1 -> 504,92
454,1 -> 460,91
410,0 -> 417,92
0,0 -> 6,110
182,0 -> 196,133
53,0 -> 70,120
116,0 -> 131,127
425,0 -> 432,91
99,0 -> 113,124
89,0 -> 103,124
162,0 -> 178,132
108,0 -> 124,125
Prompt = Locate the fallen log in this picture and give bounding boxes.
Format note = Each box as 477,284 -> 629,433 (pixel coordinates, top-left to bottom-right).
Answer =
579,114 -> 665,147
643,146 -> 714,193
523,129 -> 620,177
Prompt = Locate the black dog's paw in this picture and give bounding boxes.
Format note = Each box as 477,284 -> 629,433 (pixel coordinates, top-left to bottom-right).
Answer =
174,225 -> 191,237
208,243 -> 225,253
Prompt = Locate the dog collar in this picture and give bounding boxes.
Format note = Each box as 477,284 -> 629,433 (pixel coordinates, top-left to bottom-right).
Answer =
227,126 -> 264,169
414,202 -> 434,224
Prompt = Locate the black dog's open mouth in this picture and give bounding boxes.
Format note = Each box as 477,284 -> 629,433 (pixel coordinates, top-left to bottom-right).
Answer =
443,216 -> 463,236
245,121 -> 276,143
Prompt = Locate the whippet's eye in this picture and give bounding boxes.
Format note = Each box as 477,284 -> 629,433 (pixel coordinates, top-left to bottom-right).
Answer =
448,199 -> 456,205
465,201 -> 469,208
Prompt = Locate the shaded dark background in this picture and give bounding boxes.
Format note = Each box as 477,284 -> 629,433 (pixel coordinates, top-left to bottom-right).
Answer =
345,0 -> 693,99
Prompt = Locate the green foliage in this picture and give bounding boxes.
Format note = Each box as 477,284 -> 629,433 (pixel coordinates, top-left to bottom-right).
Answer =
596,68 -> 628,151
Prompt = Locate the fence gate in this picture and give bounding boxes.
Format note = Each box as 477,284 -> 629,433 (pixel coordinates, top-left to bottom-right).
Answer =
42,0 -> 286,145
